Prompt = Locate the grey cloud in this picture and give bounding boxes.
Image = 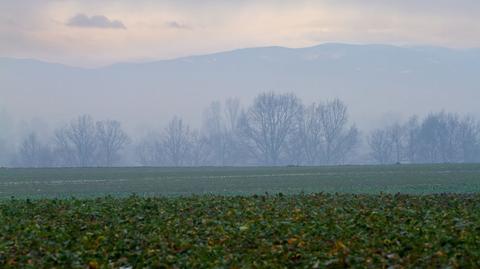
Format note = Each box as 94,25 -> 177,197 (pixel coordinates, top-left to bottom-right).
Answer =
66,14 -> 126,29
165,21 -> 191,30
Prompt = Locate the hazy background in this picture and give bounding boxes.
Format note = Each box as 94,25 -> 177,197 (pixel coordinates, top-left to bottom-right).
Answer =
1,0 -> 480,166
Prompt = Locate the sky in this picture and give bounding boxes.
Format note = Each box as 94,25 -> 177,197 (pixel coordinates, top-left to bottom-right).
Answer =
1,0 -> 480,67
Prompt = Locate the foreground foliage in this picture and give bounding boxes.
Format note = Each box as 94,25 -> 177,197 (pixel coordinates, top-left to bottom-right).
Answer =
1,194 -> 480,268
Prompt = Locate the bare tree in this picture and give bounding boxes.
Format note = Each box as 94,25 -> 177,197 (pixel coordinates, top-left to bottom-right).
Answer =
202,98 -> 243,166
18,132 -> 53,167
224,98 -> 241,133
398,112 -> 480,164
53,127 -> 75,166
136,133 -> 163,166
317,99 -> 359,164
96,120 -> 129,166
240,92 -> 303,165
297,103 -> 324,165
54,115 -> 97,167
162,116 -> 191,166
188,130 -> 210,166
368,129 -> 393,164
68,115 -> 97,166
223,98 -> 248,165
18,133 -> 41,167
458,116 -> 480,162
0,109 -> 14,166
404,116 -> 420,163
284,111 -> 305,166
368,122 -> 405,164
203,101 -> 229,165
388,123 -> 404,163
416,112 -> 455,163
334,126 -> 360,164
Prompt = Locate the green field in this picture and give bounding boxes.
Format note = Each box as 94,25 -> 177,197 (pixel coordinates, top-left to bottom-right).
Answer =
1,194 -> 480,268
1,164 -> 480,268
1,164 -> 480,199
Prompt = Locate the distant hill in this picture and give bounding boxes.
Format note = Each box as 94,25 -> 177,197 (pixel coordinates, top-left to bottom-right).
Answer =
1,43 -> 480,132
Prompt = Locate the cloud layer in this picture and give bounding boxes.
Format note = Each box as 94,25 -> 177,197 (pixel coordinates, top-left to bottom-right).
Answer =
66,14 -> 126,29
1,0 -> 480,67
165,21 -> 190,30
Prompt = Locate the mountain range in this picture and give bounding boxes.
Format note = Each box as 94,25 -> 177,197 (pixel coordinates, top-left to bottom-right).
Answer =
1,43 -> 480,134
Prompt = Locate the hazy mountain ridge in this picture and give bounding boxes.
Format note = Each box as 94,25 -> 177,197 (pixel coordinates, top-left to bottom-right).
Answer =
1,43 -> 480,133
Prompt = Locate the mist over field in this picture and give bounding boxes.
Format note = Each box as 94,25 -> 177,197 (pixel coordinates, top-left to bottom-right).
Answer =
2,44 -> 480,167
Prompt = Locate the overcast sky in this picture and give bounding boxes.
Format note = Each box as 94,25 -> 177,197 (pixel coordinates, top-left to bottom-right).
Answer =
1,0 -> 480,67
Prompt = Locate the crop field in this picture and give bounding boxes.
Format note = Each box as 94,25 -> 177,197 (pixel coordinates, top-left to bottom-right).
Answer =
1,194 -> 480,268
1,164 -> 480,268
1,164 -> 480,199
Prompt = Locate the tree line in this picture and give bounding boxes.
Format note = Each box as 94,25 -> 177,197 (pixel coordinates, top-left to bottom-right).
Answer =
7,92 -> 480,167
135,93 -> 358,167
368,112 -> 480,164
14,116 -> 129,167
